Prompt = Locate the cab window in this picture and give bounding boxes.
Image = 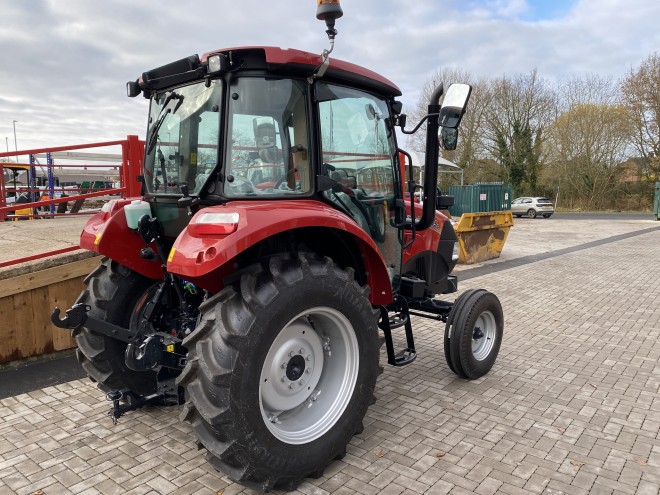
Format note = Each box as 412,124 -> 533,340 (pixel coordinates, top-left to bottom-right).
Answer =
316,83 -> 401,285
224,78 -> 311,197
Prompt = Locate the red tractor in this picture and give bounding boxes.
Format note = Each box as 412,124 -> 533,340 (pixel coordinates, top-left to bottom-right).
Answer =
53,2 -> 503,491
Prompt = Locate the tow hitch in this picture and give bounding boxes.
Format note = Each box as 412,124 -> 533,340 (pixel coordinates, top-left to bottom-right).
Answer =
52,302 -> 187,423
106,386 -> 184,424
51,303 -> 187,372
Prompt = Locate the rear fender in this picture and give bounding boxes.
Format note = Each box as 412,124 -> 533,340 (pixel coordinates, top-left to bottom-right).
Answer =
167,200 -> 393,305
80,198 -> 164,279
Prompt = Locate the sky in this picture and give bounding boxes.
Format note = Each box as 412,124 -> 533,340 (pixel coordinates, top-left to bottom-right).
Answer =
0,0 -> 659,153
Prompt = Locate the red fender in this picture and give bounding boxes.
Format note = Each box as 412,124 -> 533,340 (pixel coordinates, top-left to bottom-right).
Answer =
168,200 -> 393,305
79,198 -> 164,279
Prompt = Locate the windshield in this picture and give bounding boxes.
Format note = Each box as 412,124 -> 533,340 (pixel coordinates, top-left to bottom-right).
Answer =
144,80 -> 222,195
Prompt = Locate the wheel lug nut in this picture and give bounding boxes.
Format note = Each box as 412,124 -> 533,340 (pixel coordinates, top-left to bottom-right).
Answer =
289,351 -> 295,357
289,383 -> 295,389
281,362 -> 287,368
305,369 -> 311,374
299,348 -> 305,354
281,376 -> 287,382
306,356 -> 311,361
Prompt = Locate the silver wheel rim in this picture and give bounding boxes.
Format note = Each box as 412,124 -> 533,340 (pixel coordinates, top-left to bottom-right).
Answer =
259,307 -> 359,444
471,310 -> 496,361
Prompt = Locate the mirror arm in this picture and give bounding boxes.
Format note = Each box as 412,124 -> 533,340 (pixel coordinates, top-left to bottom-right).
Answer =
415,83 -> 444,231
399,113 -> 439,135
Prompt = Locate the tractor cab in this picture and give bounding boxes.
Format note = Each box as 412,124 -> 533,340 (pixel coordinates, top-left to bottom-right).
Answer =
132,46 -> 410,289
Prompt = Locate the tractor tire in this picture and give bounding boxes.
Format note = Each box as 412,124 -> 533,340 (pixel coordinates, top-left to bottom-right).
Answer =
527,209 -> 537,219
73,258 -> 160,395
444,289 -> 487,377
446,290 -> 503,380
372,205 -> 387,243
177,253 -> 380,492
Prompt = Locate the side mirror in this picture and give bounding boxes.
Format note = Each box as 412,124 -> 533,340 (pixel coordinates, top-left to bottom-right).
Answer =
439,84 -> 472,129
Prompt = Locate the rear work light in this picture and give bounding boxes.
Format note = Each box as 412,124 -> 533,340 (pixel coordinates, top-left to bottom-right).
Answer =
193,212 -> 240,235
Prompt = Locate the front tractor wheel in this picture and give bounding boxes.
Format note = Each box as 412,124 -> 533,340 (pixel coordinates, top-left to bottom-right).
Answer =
444,289 -> 503,379
177,253 -> 380,492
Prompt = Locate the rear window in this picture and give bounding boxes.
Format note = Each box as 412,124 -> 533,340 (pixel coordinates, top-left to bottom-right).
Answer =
537,198 -> 552,204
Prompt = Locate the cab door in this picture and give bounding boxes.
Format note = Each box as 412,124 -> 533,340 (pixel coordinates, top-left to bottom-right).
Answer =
316,83 -> 402,289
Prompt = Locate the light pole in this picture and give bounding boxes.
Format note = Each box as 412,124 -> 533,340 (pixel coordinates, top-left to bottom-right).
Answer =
4,137 -> 8,153
12,120 -> 18,163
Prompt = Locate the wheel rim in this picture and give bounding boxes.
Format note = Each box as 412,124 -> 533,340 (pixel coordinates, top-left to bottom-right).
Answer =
259,307 -> 359,444
528,209 -> 536,218
471,310 -> 497,361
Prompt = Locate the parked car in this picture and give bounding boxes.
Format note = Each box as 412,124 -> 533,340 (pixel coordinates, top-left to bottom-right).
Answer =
511,197 -> 554,218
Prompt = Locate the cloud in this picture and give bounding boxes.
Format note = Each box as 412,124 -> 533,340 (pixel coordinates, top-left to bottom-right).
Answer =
0,0 -> 658,151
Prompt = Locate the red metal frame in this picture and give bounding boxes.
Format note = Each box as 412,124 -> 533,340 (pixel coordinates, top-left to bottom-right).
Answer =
0,246 -> 80,269
0,136 -> 144,267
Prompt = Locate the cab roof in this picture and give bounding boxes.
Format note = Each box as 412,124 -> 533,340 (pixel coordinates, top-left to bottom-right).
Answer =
139,46 -> 401,98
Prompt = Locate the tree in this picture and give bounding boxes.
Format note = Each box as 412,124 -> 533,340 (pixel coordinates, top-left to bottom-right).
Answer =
493,121 -> 541,194
545,103 -> 629,209
621,53 -> 660,180
483,70 -> 556,195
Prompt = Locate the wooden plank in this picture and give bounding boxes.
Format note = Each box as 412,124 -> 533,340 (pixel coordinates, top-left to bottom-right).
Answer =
0,295 -> 19,363
12,290 -> 35,360
49,277 -> 84,351
0,256 -> 100,298
31,287 -> 55,356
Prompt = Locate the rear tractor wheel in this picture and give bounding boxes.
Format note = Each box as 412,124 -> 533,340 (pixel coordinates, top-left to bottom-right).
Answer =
177,253 -> 380,492
74,258 -> 161,395
444,289 -> 503,379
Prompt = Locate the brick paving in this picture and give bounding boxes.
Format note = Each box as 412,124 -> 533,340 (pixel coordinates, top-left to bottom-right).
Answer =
1,227 -> 659,494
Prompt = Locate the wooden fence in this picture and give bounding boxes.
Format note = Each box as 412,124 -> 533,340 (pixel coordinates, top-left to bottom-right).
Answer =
0,256 -> 100,364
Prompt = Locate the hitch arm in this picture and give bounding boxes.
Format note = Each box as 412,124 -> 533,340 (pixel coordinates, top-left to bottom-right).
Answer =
51,303 -> 138,343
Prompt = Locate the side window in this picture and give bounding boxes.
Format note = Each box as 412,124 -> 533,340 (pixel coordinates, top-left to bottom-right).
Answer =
317,84 -> 398,238
224,78 -> 310,197
318,89 -> 395,194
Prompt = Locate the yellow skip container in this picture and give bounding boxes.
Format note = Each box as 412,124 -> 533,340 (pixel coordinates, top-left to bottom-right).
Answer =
454,211 -> 514,264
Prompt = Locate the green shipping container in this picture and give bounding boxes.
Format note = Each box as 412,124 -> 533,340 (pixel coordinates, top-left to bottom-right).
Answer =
654,182 -> 660,220
448,183 -> 513,217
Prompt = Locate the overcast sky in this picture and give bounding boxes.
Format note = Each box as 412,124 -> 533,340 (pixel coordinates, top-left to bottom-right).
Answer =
1,0 -> 658,153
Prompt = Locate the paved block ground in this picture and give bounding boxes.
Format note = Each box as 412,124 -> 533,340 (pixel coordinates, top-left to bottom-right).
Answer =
1,219 -> 659,494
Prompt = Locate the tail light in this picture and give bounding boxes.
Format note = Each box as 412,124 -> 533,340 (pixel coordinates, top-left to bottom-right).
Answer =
189,212 -> 240,236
